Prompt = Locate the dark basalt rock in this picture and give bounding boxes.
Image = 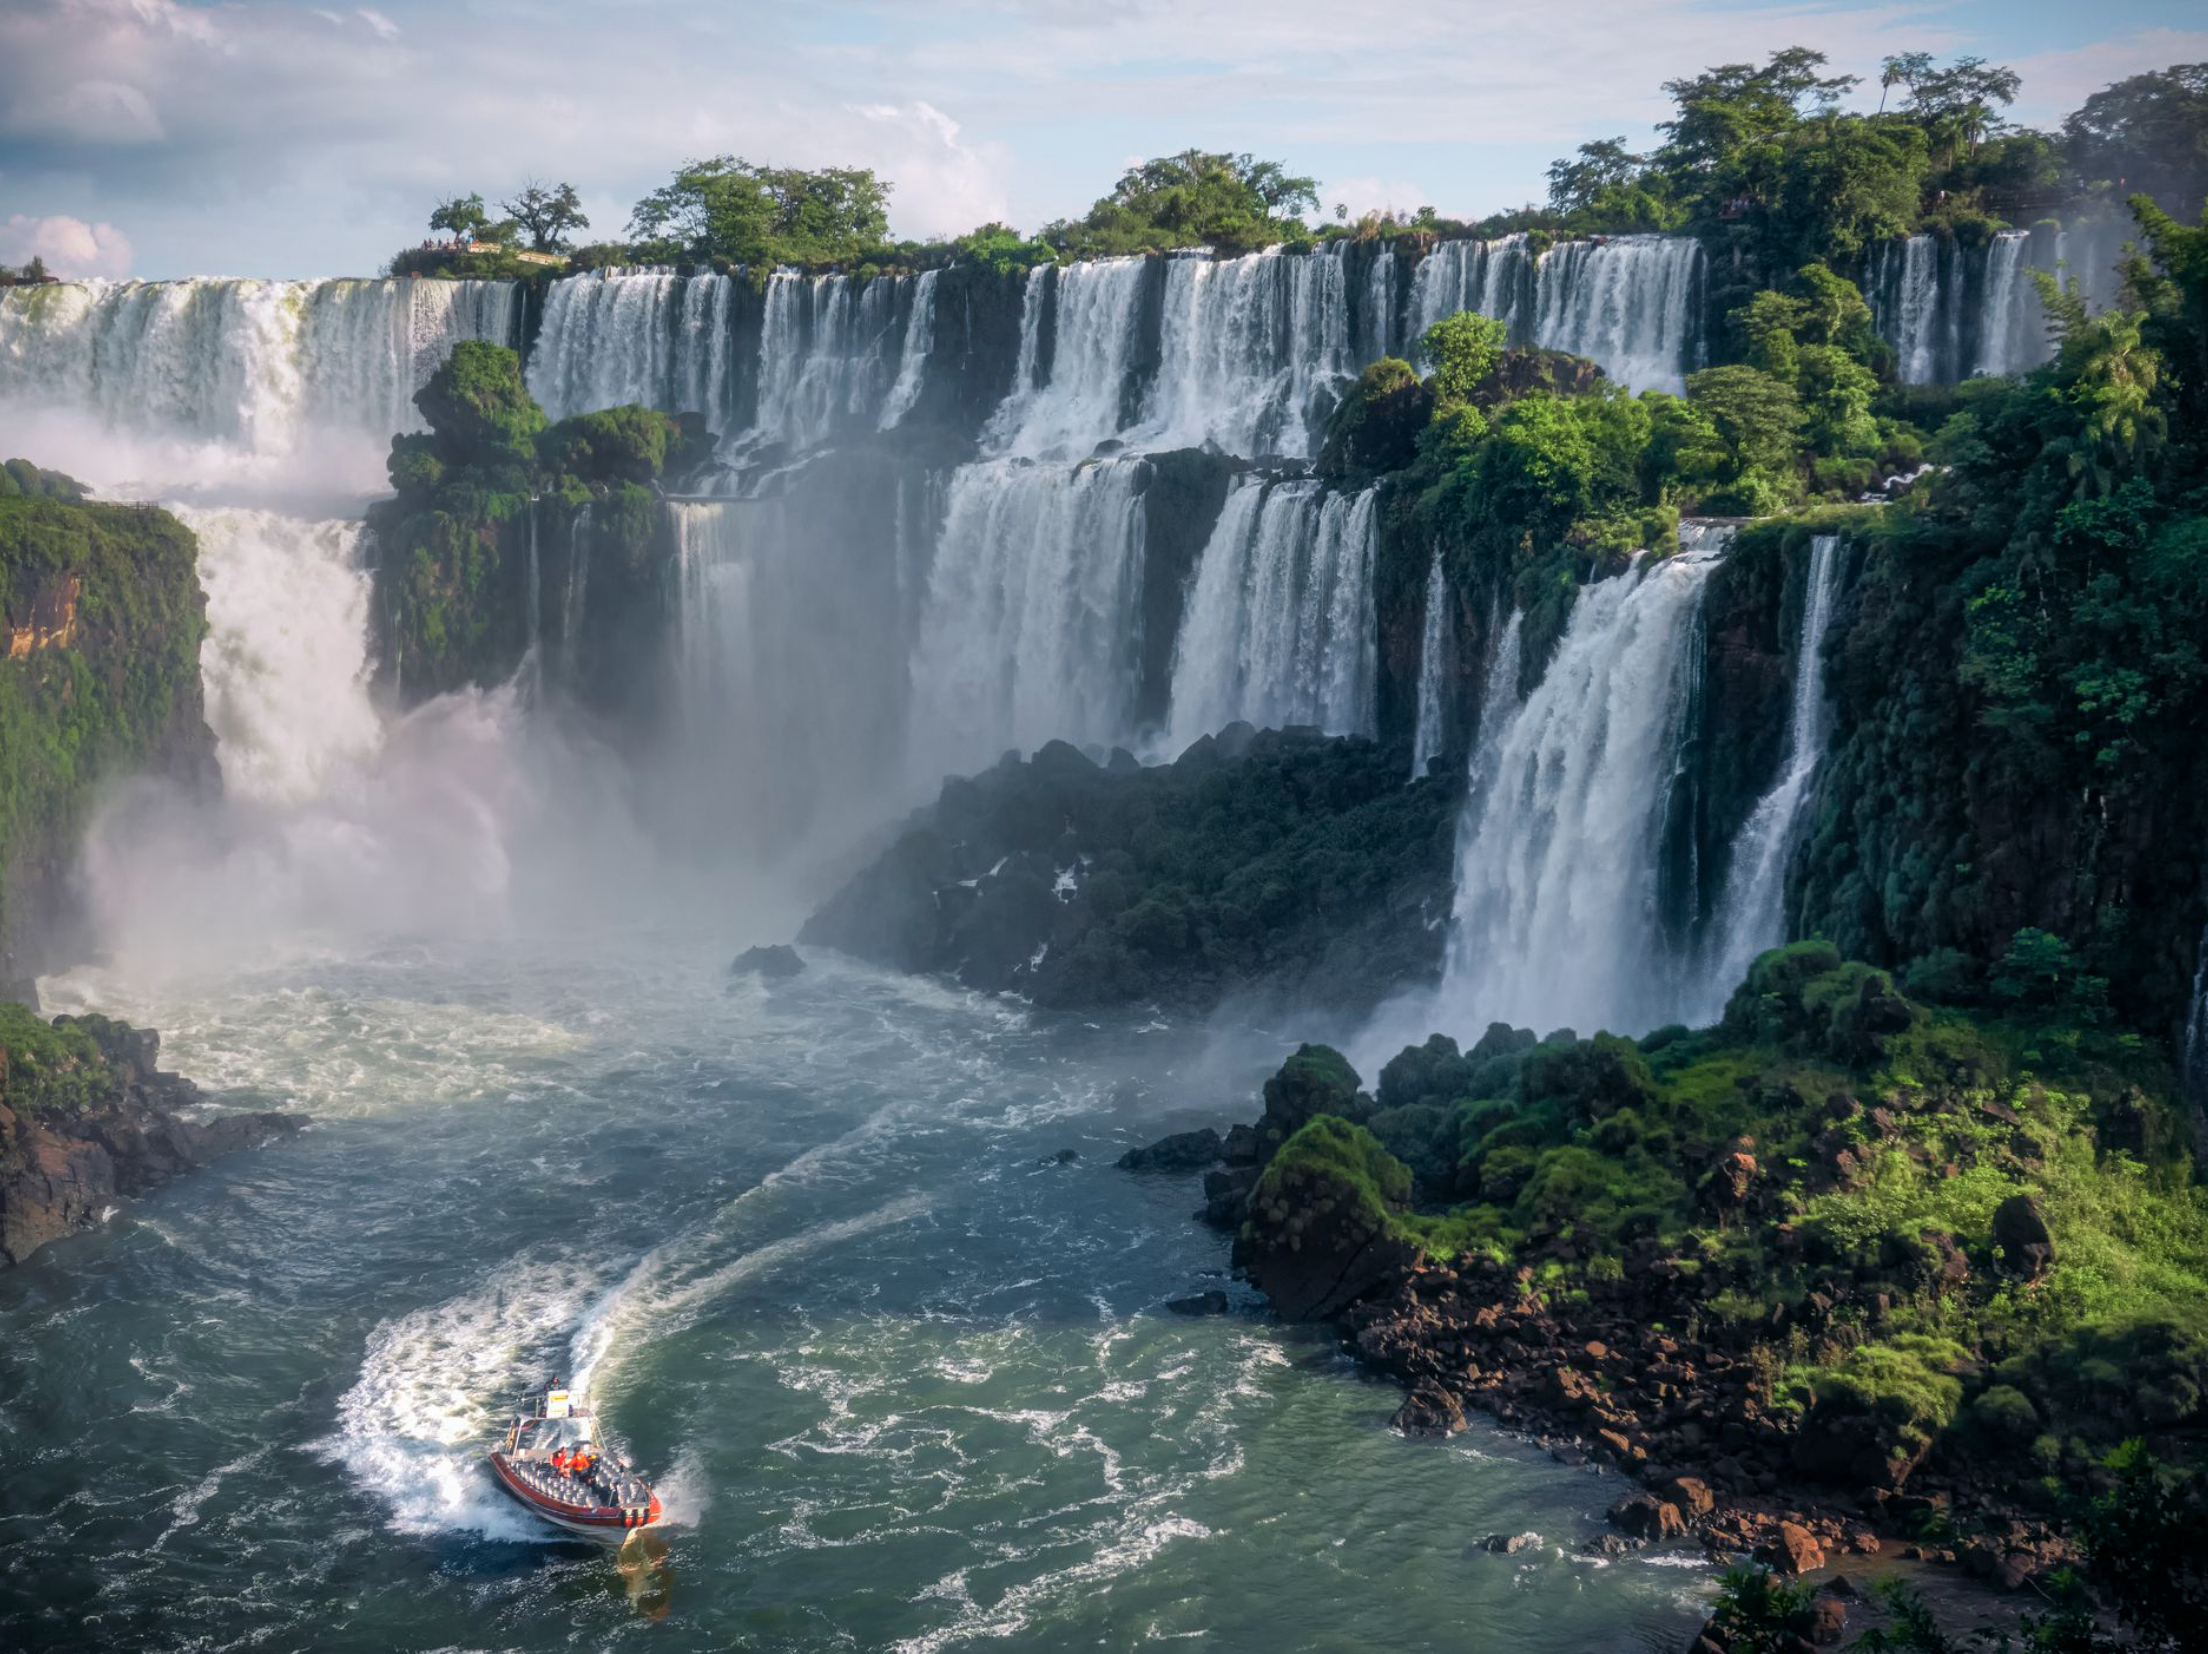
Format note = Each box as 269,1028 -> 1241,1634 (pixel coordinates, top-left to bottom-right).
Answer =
1164,1290 -> 1229,1317
1990,1193 -> 2054,1280
798,728 -> 1462,1015
1475,1532 -> 1539,1555
1115,1127 -> 1222,1172
0,1012 -> 302,1268
730,943 -> 805,979
1392,1381 -> 1466,1438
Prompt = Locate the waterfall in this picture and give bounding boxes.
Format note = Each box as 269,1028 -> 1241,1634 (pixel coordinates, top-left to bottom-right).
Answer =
1700,534 -> 1844,1009
1531,237 -> 1703,394
1972,233 -> 2034,378
751,271 -> 908,450
1141,246 -> 1354,459
877,269 -> 939,431
1399,234 -> 1701,390
561,503 -> 592,681
526,269 -> 731,422
172,505 -> 382,807
1466,609 -> 1523,794
1409,554 -> 1448,779
1404,236 -> 1536,356
986,259 -> 1150,459
1871,237 -> 1952,385
1164,479 -> 1377,747
0,277 -> 516,483
907,458 -> 1149,777
1441,548 -> 1724,1037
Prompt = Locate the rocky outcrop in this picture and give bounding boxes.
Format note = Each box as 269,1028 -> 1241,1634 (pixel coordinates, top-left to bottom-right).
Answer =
1,488 -> 218,995
799,728 -> 1461,1014
0,1008 -> 301,1267
730,944 -> 805,979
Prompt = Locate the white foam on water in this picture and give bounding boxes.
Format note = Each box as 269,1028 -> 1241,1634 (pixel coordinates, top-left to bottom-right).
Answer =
569,1194 -> 933,1396
319,1253 -> 610,1542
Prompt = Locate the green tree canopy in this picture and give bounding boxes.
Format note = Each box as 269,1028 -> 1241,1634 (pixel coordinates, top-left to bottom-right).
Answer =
1048,150 -> 1318,256
500,181 -> 589,253
428,193 -> 497,241
629,158 -> 893,268
2064,64 -> 2208,215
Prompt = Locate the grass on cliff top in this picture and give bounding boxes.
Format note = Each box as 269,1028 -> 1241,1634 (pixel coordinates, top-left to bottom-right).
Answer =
1287,942 -> 2208,1473
0,1002 -> 107,1115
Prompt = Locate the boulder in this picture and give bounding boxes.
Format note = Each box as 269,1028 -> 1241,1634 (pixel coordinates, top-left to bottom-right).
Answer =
1756,1521 -> 1825,1576
1608,1493 -> 1686,1542
1476,1532 -> 1539,1555
1164,1290 -> 1230,1317
1392,1381 -> 1466,1438
1116,1127 -> 1223,1172
729,944 -> 805,978
1990,1193 -> 2054,1280
1665,1476 -> 1716,1518
1237,1117 -> 1420,1320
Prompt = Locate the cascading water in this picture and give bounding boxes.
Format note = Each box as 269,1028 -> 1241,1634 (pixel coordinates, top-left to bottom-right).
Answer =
987,259 -> 1150,459
1164,479 -> 1377,749
907,457 -> 1150,779
877,268 -> 939,431
1404,236 -> 1536,356
1973,233 -> 2034,378
1141,246 -> 1354,459
1698,534 -> 1844,1013
750,271 -> 909,451
526,269 -> 731,422
1871,236 -> 1957,386
1466,608 -> 1523,793
171,506 -> 383,808
1409,554 -> 1448,779
1532,237 -> 1703,395
662,490 -> 921,859
1441,548 -> 1724,1037
0,277 -> 517,490
2185,924 -> 2208,1158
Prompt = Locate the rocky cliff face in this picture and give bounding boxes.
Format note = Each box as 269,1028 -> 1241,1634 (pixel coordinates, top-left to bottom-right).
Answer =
0,489 -> 218,998
0,1007 -> 299,1267
800,727 -> 1463,1014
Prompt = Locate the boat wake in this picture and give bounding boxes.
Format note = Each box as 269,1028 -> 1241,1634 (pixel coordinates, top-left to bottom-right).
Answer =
320,1252 -> 611,1542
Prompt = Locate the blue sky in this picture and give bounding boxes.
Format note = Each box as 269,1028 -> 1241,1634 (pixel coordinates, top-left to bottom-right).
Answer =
2,0 -> 2203,281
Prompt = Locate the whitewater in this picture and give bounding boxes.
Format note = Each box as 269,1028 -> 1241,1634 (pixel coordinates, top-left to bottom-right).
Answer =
0,254 -> 1775,1651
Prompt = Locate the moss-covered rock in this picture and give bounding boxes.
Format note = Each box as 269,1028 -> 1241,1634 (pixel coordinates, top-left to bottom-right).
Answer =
798,728 -> 1463,1013
1,490 -> 215,994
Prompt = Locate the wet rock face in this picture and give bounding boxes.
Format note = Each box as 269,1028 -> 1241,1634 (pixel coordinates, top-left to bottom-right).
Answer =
729,944 -> 805,978
1115,1127 -> 1223,1172
0,1010 -> 301,1268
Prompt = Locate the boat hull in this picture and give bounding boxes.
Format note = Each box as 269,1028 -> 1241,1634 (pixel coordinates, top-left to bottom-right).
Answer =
489,1452 -> 661,1542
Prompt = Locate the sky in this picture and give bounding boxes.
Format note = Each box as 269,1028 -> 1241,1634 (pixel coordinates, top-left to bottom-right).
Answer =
1,0 -> 2203,282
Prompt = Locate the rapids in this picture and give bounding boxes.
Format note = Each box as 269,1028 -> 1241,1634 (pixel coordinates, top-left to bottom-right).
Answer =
0,936 -> 1720,1651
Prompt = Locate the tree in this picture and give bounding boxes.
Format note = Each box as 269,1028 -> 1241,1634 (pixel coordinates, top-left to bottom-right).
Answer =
429,193 -> 494,242
499,181 -> 589,254
629,158 -> 892,268
1904,55 -> 2022,162
1658,49 -> 1860,185
1878,52 -> 1935,116
2064,65 -> 2208,215
1686,364 -> 1805,506
1050,150 -> 1319,256
1547,138 -> 1641,213
1421,311 -> 1507,407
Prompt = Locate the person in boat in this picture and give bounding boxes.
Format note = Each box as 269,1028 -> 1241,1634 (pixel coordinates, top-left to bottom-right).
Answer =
550,1447 -> 572,1474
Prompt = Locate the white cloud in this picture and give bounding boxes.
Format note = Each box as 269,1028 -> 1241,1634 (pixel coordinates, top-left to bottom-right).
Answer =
2003,28 -> 2208,126
0,0 -> 2196,277
0,214 -> 134,278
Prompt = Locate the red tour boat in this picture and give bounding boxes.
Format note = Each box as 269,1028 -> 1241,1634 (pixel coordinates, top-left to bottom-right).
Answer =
489,1384 -> 661,1540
